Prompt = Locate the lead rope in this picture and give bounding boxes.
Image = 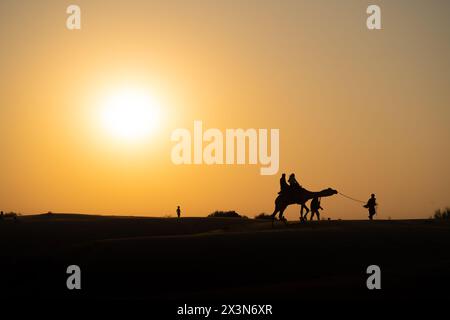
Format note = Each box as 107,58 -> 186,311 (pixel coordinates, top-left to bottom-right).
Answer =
337,192 -> 366,204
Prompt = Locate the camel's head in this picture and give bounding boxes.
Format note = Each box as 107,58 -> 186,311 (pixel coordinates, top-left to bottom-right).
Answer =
322,188 -> 338,197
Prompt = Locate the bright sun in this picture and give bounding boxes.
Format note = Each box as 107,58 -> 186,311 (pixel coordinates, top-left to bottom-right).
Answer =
100,88 -> 161,142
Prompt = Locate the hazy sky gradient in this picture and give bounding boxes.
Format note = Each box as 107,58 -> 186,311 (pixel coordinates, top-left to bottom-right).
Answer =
1,0 -> 449,219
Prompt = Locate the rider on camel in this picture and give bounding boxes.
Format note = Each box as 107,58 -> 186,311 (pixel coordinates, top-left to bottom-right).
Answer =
279,173 -> 289,194
288,173 -> 301,189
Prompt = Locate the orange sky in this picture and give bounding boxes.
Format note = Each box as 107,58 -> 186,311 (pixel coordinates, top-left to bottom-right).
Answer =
1,0 -> 449,219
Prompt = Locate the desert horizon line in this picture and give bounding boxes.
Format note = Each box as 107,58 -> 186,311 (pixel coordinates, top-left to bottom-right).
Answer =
3,211 -> 436,221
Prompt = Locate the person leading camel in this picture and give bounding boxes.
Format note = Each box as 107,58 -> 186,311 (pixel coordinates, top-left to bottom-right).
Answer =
364,194 -> 377,220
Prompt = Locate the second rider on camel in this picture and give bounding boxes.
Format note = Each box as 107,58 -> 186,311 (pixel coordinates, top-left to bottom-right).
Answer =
288,173 -> 301,189
279,173 -> 302,194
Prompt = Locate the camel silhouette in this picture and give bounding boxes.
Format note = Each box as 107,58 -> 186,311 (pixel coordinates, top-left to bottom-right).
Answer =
271,187 -> 338,225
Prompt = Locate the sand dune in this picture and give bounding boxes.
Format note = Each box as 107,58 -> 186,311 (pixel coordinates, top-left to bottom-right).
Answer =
1,214 -> 450,302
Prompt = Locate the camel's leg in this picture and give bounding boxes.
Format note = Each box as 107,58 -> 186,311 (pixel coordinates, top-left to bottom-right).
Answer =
279,206 -> 286,221
317,211 -> 320,221
271,209 -> 278,227
310,210 -> 315,221
271,202 -> 284,227
279,207 -> 288,225
271,208 -> 279,220
300,205 -> 309,222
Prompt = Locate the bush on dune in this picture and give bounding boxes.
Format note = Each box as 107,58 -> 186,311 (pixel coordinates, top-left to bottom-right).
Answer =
434,208 -> 450,220
4,212 -> 18,217
207,210 -> 244,218
0,211 -> 19,221
254,213 -> 272,220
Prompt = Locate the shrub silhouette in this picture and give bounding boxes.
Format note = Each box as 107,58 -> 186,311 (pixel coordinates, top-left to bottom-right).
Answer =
1,212 -> 19,221
208,210 -> 242,218
254,213 -> 272,220
434,207 -> 450,220
4,212 -> 18,218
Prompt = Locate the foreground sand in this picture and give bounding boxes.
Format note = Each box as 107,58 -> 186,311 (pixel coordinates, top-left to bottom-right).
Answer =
1,214 -> 450,301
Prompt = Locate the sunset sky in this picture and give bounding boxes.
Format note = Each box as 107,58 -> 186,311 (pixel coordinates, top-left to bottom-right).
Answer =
1,0 -> 449,219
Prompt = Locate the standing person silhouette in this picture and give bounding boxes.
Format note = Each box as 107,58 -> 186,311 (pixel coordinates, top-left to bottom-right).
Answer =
364,194 -> 377,220
310,196 -> 323,221
176,206 -> 181,218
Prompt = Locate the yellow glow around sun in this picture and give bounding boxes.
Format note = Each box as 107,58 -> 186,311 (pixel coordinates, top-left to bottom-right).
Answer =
100,88 -> 162,142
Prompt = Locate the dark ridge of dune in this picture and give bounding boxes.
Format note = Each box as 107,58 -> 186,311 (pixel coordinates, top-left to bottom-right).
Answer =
0,214 -> 267,258
1,216 -> 450,301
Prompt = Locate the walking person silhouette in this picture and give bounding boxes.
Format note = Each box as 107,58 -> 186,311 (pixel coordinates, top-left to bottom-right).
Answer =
176,206 -> 181,218
364,194 -> 377,220
310,196 -> 323,220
